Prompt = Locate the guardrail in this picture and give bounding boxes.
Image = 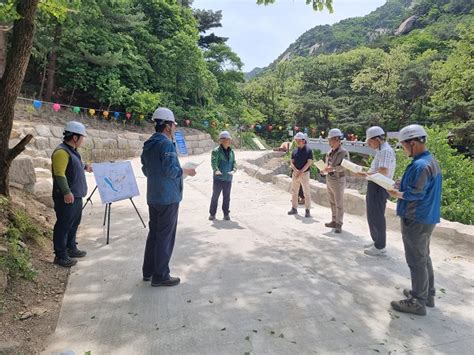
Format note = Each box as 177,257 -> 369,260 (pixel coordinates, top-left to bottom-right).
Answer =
307,138 -> 376,156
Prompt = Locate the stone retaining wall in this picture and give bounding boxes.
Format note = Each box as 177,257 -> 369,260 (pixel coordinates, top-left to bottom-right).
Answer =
242,152 -> 474,245
8,121 -> 215,207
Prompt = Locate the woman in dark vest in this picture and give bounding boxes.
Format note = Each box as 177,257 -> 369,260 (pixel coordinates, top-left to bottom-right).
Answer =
51,121 -> 92,267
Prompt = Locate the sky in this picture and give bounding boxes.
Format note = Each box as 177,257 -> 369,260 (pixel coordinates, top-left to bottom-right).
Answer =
193,0 -> 387,71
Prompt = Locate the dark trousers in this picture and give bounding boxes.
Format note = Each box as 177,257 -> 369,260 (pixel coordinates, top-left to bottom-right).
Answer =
53,197 -> 83,259
401,218 -> 436,305
209,179 -> 232,216
142,203 -> 179,281
366,181 -> 389,249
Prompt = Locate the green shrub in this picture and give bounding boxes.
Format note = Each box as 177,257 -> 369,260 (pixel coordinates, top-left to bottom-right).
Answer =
394,126 -> 474,225
0,227 -> 36,280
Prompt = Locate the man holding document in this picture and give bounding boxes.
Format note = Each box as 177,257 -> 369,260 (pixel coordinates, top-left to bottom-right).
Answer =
357,126 -> 396,256
388,124 -> 442,316
141,107 -> 197,287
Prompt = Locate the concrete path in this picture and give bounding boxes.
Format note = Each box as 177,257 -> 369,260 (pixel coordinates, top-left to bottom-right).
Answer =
44,151 -> 473,354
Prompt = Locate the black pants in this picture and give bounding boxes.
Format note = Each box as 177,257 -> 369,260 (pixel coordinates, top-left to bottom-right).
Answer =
142,203 -> 179,281
366,181 -> 389,249
53,196 -> 83,259
401,218 -> 436,304
209,179 -> 232,216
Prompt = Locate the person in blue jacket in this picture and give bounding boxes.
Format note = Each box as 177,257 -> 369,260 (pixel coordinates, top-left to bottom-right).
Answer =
141,107 -> 196,287
389,124 -> 442,316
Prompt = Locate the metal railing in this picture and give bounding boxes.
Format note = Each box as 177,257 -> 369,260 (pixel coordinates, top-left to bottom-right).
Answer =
307,138 -> 376,156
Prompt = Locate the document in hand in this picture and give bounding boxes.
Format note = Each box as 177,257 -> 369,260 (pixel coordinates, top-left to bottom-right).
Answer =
341,159 -> 364,173
314,160 -> 326,171
182,160 -> 203,177
366,173 -> 395,190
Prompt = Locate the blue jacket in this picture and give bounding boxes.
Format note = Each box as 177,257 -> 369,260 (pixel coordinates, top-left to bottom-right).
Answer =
141,133 -> 183,205
397,150 -> 442,224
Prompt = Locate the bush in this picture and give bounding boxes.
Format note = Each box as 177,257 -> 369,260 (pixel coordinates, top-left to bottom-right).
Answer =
1,227 -> 36,280
394,126 -> 474,225
0,199 -> 40,281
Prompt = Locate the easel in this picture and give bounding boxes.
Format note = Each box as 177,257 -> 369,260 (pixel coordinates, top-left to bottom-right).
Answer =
83,186 -> 146,244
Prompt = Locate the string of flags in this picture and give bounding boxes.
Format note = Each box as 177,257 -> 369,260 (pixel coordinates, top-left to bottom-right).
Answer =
29,98 -> 146,122
25,98 -> 361,139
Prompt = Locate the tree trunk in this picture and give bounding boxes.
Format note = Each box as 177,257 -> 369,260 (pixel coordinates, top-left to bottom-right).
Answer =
0,28 -> 7,78
0,0 -> 39,196
44,23 -> 62,102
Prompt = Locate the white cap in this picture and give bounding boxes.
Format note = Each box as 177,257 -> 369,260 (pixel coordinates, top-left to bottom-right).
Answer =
366,126 -> 385,142
219,131 -> 231,139
152,107 -> 177,124
398,124 -> 427,142
294,132 -> 306,140
64,121 -> 86,136
328,128 -> 343,139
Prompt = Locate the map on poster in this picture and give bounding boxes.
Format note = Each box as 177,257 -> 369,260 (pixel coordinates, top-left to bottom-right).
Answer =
92,161 -> 140,204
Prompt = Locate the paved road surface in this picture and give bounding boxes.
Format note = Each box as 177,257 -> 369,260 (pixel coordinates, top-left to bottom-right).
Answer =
44,151 -> 474,354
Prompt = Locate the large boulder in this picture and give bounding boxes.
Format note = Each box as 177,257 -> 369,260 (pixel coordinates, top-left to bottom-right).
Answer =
33,180 -> 53,208
9,156 -> 36,192
394,16 -> 417,36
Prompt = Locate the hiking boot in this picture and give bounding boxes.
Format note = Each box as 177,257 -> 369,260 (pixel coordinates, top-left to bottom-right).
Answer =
67,248 -> 87,258
391,298 -> 426,316
151,276 -> 181,287
403,289 -> 435,308
364,245 -> 386,256
208,215 -> 215,221
54,257 -> 77,268
334,224 -> 342,233
287,208 -> 297,215
305,209 -> 311,218
223,215 -> 230,221
325,221 -> 337,228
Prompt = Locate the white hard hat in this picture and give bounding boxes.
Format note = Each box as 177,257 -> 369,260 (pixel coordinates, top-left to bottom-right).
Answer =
64,121 -> 86,136
152,107 -> 177,124
328,128 -> 343,139
219,131 -> 231,139
398,124 -> 427,142
366,126 -> 385,142
294,132 -> 306,140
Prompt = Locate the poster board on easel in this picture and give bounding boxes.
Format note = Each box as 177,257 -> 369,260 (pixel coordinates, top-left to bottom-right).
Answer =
88,161 -> 145,244
92,161 -> 140,204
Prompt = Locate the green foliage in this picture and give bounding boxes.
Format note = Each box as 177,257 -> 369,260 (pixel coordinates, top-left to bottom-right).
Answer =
1,227 -> 37,280
0,0 -> 20,23
11,209 -> 41,241
430,22 -> 473,122
394,126 -> 474,224
0,200 -> 45,280
25,0 -> 244,123
126,91 -> 162,116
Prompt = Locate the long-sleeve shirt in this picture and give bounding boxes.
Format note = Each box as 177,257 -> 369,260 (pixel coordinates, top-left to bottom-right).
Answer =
325,146 -> 348,174
397,150 -> 442,224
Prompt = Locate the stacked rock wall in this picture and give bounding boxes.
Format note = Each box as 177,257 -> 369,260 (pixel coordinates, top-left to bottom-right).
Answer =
8,121 -> 215,206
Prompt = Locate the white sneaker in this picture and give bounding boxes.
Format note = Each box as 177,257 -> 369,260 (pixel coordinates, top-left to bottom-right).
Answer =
363,242 -> 374,249
364,245 -> 386,256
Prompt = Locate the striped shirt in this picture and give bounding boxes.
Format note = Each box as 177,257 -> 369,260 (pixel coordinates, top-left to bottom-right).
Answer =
369,142 -> 396,179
